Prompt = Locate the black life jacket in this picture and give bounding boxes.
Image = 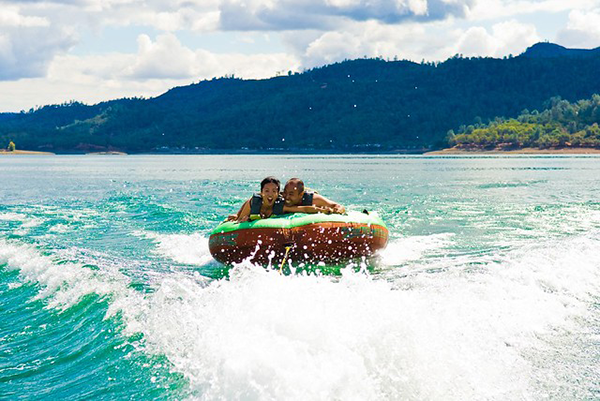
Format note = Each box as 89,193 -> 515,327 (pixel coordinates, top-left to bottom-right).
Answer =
301,191 -> 314,206
249,194 -> 285,220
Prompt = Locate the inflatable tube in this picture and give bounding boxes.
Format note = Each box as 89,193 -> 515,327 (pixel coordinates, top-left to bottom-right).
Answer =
209,212 -> 389,265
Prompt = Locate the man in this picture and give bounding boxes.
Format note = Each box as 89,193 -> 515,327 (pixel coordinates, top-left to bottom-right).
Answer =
282,178 -> 346,214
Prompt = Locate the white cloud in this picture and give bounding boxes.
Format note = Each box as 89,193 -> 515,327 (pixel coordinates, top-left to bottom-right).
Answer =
0,33 -> 300,111
491,20 -> 540,55
455,20 -> 540,57
556,9 -> 600,49
295,17 -> 540,69
127,6 -> 221,32
303,31 -> 361,66
218,0 -> 474,31
0,6 -> 76,80
1,0 -> 222,32
0,6 -> 49,27
123,33 -> 299,80
5,0 -> 471,84
0,0 -> 592,36
467,0 -> 597,21
127,34 -> 199,79
295,19 -> 459,68
455,26 -> 498,56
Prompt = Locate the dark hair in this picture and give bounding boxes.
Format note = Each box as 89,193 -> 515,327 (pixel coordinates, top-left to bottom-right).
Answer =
260,176 -> 281,191
285,178 -> 304,193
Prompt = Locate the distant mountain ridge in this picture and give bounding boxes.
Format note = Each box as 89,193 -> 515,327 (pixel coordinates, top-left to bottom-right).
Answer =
521,42 -> 600,58
1,42 -> 600,152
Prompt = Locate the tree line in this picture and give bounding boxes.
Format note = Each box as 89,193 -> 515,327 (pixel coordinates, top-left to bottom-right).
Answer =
447,95 -> 600,148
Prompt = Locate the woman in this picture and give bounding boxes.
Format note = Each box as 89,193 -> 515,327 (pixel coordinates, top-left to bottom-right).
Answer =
229,176 -> 330,222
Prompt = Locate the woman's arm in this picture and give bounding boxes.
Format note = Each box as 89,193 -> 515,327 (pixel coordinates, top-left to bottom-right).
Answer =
227,199 -> 251,222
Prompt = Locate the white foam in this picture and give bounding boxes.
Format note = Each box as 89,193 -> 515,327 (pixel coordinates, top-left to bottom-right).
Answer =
141,233 -> 600,399
139,266 -> 523,399
0,212 -> 29,221
135,231 -> 213,265
379,233 -> 454,266
0,212 -> 44,235
48,224 -> 71,233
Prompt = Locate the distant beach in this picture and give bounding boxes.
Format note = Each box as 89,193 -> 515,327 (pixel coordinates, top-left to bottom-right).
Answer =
4,147 -> 600,156
426,147 -> 600,155
0,150 -> 55,155
0,150 -> 129,155
85,151 -> 128,155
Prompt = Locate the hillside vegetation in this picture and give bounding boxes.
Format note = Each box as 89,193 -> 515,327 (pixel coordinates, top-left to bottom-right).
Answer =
448,95 -> 600,149
1,42 -> 600,152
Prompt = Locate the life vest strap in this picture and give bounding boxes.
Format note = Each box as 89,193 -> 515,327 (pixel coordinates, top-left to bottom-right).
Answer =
249,193 -> 285,220
301,191 -> 314,206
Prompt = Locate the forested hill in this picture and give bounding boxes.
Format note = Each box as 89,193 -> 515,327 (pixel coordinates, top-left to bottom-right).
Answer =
2,42 -> 600,153
448,94 -> 600,149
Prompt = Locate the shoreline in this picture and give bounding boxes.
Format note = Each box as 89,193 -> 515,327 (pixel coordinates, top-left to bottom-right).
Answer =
0,150 -> 55,155
3,147 -> 600,156
425,147 -> 600,155
85,151 -> 128,155
0,149 -> 430,156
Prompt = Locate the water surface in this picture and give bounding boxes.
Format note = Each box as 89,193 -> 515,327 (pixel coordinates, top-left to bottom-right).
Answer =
1,155 -> 599,399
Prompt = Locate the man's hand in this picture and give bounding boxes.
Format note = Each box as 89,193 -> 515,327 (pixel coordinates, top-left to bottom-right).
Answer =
316,206 -> 335,214
333,205 -> 346,214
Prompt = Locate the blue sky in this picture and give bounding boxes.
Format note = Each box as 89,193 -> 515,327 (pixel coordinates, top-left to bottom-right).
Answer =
1,0 -> 599,112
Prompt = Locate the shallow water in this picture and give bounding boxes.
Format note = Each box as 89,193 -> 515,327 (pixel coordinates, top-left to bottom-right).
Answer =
1,155 -> 599,399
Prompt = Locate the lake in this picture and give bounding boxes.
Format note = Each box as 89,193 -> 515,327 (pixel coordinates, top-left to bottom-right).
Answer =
1,155 -> 599,399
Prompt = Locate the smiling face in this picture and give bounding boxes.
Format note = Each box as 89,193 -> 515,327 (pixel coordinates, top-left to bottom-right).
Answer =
261,182 -> 279,206
283,183 -> 304,206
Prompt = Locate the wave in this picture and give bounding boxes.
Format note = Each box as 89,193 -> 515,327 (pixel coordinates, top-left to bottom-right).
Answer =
2,232 -> 599,399
378,233 -> 454,266
0,212 -> 44,235
0,239 -> 144,327
477,180 -> 547,189
0,240 -> 186,399
133,230 -> 213,266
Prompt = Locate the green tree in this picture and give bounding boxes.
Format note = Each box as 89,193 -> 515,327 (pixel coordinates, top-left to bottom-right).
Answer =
445,130 -> 456,146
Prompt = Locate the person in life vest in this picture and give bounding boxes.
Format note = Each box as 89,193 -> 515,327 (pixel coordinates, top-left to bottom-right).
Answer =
282,178 -> 346,214
229,176 -> 333,222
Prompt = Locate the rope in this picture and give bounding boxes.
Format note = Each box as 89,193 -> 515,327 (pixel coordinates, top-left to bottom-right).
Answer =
279,245 -> 293,274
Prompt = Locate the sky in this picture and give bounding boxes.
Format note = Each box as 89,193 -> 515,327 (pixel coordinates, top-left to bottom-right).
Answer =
1,0 -> 599,112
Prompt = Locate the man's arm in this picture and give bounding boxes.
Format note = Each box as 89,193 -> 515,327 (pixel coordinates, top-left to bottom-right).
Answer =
283,205 -> 333,214
312,194 -> 345,214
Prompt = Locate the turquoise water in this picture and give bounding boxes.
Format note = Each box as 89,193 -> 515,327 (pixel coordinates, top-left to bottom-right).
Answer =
1,155 -> 599,399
